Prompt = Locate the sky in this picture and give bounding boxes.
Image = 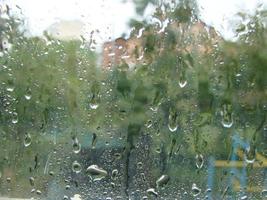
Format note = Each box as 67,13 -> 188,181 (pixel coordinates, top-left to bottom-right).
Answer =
3,0 -> 267,43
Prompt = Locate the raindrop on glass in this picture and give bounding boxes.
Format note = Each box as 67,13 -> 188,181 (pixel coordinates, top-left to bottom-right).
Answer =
245,146 -> 256,164
89,94 -> 99,109
192,183 -> 201,197
6,86 -> 14,92
156,174 -> 170,187
72,137 -> 81,154
29,177 -> 34,186
262,189 -> 267,197
24,88 -> 32,100
24,133 -> 32,147
168,109 -> 178,132
91,133 -> 97,149
11,112 -> 18,124
220,103 -> 233,128
111,169 -> 118,180
240,195 -> 248,200
178,80 -> 187,88
86,164 -> 107,181
195,154 -> 204,169
72,161 -> 82,173
146,188 -> 158,197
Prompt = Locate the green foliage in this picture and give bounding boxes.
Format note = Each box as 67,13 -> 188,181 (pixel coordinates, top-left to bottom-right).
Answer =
0,1 -> 267,197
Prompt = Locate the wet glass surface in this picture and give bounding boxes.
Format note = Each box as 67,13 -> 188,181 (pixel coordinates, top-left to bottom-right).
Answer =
0,0 -> 267,199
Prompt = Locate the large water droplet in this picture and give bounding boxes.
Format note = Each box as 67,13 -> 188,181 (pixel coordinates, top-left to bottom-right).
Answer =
111,169 -> 118,180
168,109 -> 178,132
192,183 -> 201,197
89,94 -> 100,109
195,154 -> 204,169
146,188 -> 158,197
71,194 -> 82,200
11,112 -> 18,124
29,177 -> 34,186
6,80 -> 15,92
72,161 -> 82,173
89,102 -> 99,109
145,120 -> 153,128
156,175 -> 170,187
178,80 -> 187,88
24,133 -> 32,147
6,86 -> 14,92
262,189 -> 267,197
245,146 -> 256,164
91,133 -> 97,149
150,90 -> 162,112
240,195 -> 248,200
86,165 -> 107,181
220,103 -> 233,128
24,88 -> 32,100
72,137 -> 81,154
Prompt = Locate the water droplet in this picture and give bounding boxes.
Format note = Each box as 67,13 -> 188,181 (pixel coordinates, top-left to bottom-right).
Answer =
11,112 -> 18,124
63,195 -> 69,200
150,106 -> 159,112
178,80 -> 187,88
168,109 -> 178,132
206,188 -> 212,194
71,194 -> 82,200
6,80 -> 15,92
72,137 -> 81,154
150,90 -> 162,112
49,171 -> 54,176
240,195 -> 248,200
72,161 -> 82,173
114,152 -> 121,160
111,169 -> 118,180
137,162 -> 143,169
245,146 -> 256,164
89,102 -> 99,109
192,183 -> 201,197
220,103 -> 233,128
168,123 -> 178,132
24,133 -> 32,147
146,188 -> 158,197
145,120 -> 153,128
89,94 -> 100,109
156,175 -> 170,187
6,86 -> 14,92
36,190 -> 42,195
91,133 -> 97,149
195,154 -> 204,169
262,189 -> 267,197
86,165 -> 107,181
29,177 -> 34,186
24,88 -> 32,100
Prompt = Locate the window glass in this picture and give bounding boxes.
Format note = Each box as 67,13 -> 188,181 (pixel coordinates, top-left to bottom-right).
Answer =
0,0 -> 267,199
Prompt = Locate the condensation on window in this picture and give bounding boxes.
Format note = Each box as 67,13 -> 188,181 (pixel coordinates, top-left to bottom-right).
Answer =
0,0 -> 267,199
